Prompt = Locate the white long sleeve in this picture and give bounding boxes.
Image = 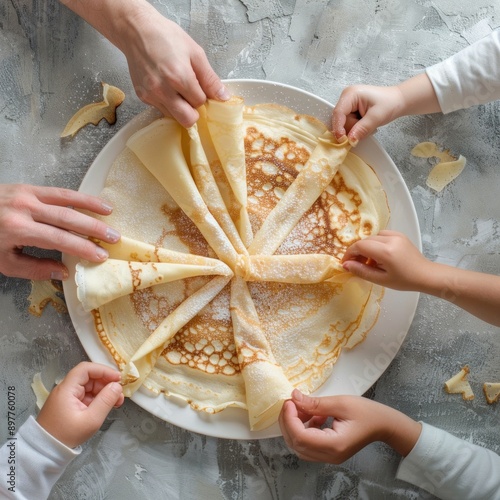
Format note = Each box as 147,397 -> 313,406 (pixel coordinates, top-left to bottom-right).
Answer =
396,422 -> 500,499
0,416 -> 80,499
426,29 -> 500,114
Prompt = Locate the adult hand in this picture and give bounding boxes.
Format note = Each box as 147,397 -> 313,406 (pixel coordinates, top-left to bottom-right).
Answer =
0,184 -> 120,281
36,362 -> 124,449
279,390 -> 421,463
60,0 -> 230,128
124,14 -> 231,128
342,230 -> 431,291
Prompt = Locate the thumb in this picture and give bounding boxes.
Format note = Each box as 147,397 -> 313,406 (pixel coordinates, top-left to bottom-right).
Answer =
348,113 -> 380,144
332,93 -> 358,140
88,382 -> 123,423
343,260 -> 385,284
292,389 -> 337,417
2,253 -> 68,281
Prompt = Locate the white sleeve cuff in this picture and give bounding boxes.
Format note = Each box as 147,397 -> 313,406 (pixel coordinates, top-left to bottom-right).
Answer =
19,416 -> 81,461
397,422 -> 500,499
0,416 -> 81,500
426,29 -> 500,114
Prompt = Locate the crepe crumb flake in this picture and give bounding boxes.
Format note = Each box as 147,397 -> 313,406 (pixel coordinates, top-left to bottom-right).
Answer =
31,372 -> 50,410
444,365 -> 474,401
483,382 -> 500,404
61,82 -> 125,138
411,141 -> 466,193
28,280 -> 67,317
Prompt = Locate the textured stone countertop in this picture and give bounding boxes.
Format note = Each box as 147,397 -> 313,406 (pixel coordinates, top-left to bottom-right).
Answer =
1,1 -> 500,498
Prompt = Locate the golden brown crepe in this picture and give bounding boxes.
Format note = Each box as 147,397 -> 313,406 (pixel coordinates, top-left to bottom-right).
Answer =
28,280 -> 67,316
75,99 -> 389,431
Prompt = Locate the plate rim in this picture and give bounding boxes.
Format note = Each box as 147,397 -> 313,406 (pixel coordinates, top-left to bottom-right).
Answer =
62,78 -> 420,440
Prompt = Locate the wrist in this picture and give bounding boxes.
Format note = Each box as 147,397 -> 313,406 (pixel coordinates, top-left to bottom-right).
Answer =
379,407 -> 422,457
393,253 -> 441,293
387,85 -> 409,122
397,73 -> 441,117
63,0 -> 157,51
108,1 -> 159,51
414,260 -> 454,297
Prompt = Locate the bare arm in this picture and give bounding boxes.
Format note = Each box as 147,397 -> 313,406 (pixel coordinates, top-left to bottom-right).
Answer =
343,231 -> 500,327
397,72 -> 442,116
418,262 -> 500,327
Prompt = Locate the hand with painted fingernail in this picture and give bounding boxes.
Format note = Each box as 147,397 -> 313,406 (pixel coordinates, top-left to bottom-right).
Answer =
0,184 -> 120,281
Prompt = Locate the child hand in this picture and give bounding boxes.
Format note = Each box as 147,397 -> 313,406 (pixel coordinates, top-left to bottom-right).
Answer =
279,390 -> 421,463
36,362 -> 124,449
332,85 -> 405,145
332,73 -> 440,144
342,230 -> 432,291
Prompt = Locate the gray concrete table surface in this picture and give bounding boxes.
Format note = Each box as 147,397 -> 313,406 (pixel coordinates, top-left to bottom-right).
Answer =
1,1 -> 500,498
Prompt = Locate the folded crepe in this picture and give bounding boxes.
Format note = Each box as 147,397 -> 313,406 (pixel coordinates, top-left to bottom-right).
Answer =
235,253 -> 347,284
75,99 -> 390,431
120,275 -> 232,396
205,97 -> 253,247
76,259 -> 232,312
230,276 -> 294,431
126,117 -> 240,268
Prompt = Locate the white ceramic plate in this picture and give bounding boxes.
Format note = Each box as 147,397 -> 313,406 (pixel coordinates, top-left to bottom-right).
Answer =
62,79 -> 420,440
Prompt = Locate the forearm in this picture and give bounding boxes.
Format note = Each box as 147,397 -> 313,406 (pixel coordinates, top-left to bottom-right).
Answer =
396,73 -> 442,117
417,262 -> 500,326
59,0 -> 156,51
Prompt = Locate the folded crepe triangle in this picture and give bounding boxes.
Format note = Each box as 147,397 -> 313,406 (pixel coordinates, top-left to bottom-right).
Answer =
205,97 -> 253,247
248,133 -> 351,256
236,253 -> 349,284
96,235 -> 228,265
76,258 -> 232,312
126,118 -> 240,269
121,275 -> 231,396
230,277 -> 294,431
187,122 -> 248,256
76,236 -> 233,311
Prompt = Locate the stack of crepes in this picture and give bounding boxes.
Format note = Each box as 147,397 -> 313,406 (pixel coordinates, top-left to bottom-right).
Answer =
74,97 -> 390,431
